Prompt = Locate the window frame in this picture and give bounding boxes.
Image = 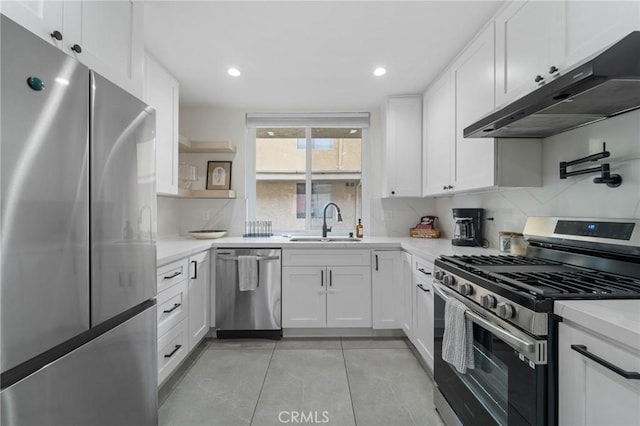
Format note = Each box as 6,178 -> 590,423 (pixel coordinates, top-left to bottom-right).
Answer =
246,114 -> 370,235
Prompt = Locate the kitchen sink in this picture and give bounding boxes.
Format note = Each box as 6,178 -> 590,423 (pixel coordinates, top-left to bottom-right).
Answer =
288,235 -> 361,242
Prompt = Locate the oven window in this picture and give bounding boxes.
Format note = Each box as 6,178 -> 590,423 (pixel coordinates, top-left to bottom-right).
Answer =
455,327 -> 509,426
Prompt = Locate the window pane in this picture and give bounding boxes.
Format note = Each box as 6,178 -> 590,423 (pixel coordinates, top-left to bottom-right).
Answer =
255,127 -> 362,233
311,128 -> 362,233
256,128 -> 306,231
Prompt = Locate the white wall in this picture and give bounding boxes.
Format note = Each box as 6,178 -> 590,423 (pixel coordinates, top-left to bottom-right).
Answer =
157,106 -> 436,237
158,107 -> 639,242
434,110 -> 640,248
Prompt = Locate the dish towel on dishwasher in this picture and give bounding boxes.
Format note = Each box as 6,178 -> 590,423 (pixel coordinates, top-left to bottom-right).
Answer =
442,297 -> 475,374
238,255 -> 258,291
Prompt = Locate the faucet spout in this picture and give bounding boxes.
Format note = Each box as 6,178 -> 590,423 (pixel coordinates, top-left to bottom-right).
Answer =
322,202 -> 343,238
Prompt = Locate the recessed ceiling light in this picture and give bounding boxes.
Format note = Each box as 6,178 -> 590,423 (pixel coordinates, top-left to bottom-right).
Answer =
227,67 -> 241,77
267,131 -> 275,136
349,129 -> 358,134
373,67 -> 386,77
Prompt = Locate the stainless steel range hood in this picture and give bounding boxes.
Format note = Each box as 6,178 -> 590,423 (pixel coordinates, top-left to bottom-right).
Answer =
464,31 -> 640,139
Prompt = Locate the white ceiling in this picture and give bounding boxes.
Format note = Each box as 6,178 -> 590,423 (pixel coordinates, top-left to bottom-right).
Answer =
144,1 -> 504,110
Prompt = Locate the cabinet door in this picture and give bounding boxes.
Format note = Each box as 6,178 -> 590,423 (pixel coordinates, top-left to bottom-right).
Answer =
495,0 -> 565,107
371,251 -> 402,329
453,24 -> 496,192
0,0 -> 64,46
564,1 -> 640,69
63,0 -> 144,98
326,266 -> 371,328
414,277 -> 434,372
282,267 -> 326,328
422,72 -> 453,196
385,95 -> 422,197
144,53 -> 179,195
187,251 -> 210,350
400,252 -> 413,340
559,322 -> 640,426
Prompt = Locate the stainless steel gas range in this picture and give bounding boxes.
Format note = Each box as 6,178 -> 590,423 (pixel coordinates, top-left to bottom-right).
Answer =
432,217 -> 640,426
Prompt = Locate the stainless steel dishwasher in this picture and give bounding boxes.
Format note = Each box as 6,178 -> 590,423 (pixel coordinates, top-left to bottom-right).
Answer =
215,248 -> 282,339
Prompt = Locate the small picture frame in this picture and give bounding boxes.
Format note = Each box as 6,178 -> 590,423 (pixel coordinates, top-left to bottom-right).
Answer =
206,161 -> 232,190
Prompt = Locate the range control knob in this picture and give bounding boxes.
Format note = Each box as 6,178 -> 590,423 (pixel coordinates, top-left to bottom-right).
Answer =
459,284 -> 474,296
443,275 -> 457,287
496,302 -> 515,319
434,270 -> 445,281
481,295 -> 497,309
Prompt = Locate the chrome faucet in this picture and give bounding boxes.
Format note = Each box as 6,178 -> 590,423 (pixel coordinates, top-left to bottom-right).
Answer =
322,202 -> 343,238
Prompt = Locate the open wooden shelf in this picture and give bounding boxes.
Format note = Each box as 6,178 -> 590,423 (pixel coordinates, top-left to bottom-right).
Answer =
178,135 -> 237,154
176,189 -> 236,199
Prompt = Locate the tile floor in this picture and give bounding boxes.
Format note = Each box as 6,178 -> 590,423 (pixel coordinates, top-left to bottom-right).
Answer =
159,337 -> 444,426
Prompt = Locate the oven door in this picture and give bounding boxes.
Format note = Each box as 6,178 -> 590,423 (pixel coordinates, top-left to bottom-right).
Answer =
433,283 -> 548,426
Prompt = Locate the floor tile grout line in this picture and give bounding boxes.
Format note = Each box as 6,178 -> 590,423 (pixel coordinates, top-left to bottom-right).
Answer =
341,340 -> 358,426
249,342 -> 277,426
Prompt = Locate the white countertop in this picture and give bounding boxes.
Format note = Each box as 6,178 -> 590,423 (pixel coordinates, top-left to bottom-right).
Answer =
554,300 -> 640,348
157,235 -> 498,266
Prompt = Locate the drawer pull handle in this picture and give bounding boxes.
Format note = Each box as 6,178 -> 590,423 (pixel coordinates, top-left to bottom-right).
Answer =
191,260 -> 197,279
417,284 -> 430,293
163,303 -> 181,314
163,271 -> 181,280
571,344 -> 640,379
418,268 -> 432,276
375,254 -> 379,271
164,345 -> 182,358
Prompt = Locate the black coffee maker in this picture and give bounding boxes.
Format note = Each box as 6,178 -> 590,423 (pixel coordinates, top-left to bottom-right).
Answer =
452,208 -> 483,246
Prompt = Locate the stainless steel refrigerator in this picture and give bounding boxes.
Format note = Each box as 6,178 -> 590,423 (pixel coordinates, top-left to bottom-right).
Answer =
1,15 -> 158,425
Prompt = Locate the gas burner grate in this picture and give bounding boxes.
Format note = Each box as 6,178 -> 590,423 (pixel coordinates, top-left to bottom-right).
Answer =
444,255 -> 561,269
493,269 -> 640,298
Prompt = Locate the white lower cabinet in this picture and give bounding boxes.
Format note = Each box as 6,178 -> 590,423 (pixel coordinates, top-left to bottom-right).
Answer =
412,256 -> 434,371
282,249 -> 371,328
372,250 -> 403,329
400,252 -> 413,340
187,251 -> 210,351
156,250 -> 210,386
559,321 -> 640,425
157,318 -> 189,385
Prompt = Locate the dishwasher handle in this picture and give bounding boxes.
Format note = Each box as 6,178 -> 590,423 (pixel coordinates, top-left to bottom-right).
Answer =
217,255 -> 280,262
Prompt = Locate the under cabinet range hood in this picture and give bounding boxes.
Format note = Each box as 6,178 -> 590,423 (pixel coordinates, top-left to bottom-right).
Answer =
465,31 -> 640,139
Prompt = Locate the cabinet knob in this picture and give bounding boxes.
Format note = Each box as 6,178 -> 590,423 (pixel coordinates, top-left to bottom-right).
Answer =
71,44 -> 82,54
447,185 -> 453,190
50,30 -> 63,41
549,65 -> 559,74
443,186 -> 447,190
534,75 -> 544,83
391,191 -> 395,195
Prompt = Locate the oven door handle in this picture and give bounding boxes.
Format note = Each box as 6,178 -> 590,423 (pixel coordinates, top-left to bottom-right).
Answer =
433,283 -> 536,355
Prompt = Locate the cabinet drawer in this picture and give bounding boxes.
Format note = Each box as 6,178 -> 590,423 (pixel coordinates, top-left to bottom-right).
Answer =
158,318 -> 188,386
157,280 -> 187,337
157,258 -> 188,293
283,249 -> 371,266
413,256 -> 434,279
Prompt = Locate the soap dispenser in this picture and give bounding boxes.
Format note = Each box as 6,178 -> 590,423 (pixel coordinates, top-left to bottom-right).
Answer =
356,218 -> 364,238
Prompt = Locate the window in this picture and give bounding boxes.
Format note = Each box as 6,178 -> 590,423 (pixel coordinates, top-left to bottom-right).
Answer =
252,125 -> 363,233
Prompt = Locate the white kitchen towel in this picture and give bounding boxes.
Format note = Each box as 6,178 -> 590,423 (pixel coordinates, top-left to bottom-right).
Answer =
238,255 -> 258,291
442,297 -> 475,374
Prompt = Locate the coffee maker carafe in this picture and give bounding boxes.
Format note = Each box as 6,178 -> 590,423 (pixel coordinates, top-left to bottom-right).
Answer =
452,208 -> 483,246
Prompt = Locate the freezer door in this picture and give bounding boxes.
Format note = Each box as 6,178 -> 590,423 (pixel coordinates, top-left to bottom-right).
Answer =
91,72 -> 157,325
0,16 -> 90,373
1,303 -> 158,426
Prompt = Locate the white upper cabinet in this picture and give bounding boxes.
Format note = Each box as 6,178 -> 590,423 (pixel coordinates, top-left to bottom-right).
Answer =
564,0 -> 640,68
1,0 -> 144,98
495,0 -> 566,107
452,23 -> 496,192
144,53 -> 179,195
384,95 -> 422,197
422,72 -> 453,196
